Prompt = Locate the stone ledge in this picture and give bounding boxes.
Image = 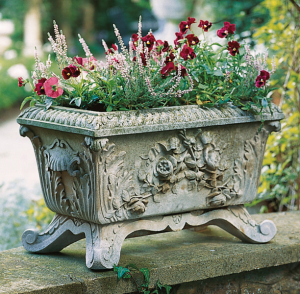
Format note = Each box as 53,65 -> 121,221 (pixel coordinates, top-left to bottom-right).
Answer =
1,211 -> 300,294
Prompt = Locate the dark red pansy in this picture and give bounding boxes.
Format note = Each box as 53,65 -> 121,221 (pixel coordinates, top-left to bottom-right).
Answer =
255,70 -> 270,88
73,56 -> 83,66
174,32 -> 184,46
176,64 -> 188,77
69,65 -> 81,77
224,21 -> 236,34
198,20 -> 212,32
187,17 -> 196,25
180,44 -> 196,60
165,52 -> 175,64
227,41 -> 240,56
156,40 -> 170,53
141,33 -> 156,51
179,21 -> 190,34
34,78 -> 47,95
255,75 -> 266,88
186,34 -> 199,46
18,77 -> 25,87
62,67 -> 72,80
161,61 -> 175,77
260,70 -> 270,80
106,43 -> 118,54
140,53 -> 147,66
217,21 -> 236,38
162,41 -> 170,52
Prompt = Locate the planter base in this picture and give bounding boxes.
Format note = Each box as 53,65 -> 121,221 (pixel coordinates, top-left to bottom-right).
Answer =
22,205 -> 276,270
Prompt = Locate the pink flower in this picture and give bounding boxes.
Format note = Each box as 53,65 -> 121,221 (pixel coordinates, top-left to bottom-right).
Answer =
198,20 -> 212,32
44,77 -> 63,98
217,21 -> 236,38
34,78 -> 47,95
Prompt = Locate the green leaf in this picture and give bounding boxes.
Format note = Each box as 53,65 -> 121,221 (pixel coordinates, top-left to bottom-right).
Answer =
140,268 -> 150,284
198,84 -> 208,89
261,98 -> 268,108
20,96 -> 33,110
163,284 -> 172,294
45,98 -> 53,110
75,97 -> 82,107
213,69 -> 223,76
113,265 -> 130,280
106,105 -> 113,112
125,263 -> 139,271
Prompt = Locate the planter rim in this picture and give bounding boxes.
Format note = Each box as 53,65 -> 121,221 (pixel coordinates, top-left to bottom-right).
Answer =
17,103 -> 284,137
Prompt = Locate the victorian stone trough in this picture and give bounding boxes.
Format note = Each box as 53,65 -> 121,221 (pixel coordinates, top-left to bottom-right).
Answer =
17,104 -> 284,269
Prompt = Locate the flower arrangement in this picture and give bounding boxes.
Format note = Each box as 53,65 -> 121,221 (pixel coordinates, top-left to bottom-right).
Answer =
18,17 -> 276,115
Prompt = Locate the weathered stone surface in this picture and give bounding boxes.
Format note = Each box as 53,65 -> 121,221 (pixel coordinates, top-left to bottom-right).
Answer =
17,104 -> 284,137
1,211 -> 300,293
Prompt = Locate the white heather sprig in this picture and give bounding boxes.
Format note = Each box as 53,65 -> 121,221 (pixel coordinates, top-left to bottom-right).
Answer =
46,54 -> 52,68
113,24 -> 128,57
271,56 -> 276,74
78,34 -> 93,57
102,39 -> 109,53
138,15 -> 142,39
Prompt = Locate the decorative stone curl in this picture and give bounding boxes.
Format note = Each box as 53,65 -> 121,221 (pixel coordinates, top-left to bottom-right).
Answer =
22,205 -> 277,270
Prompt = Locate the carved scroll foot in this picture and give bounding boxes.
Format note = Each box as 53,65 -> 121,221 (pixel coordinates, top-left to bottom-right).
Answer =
22,205 -> 277,270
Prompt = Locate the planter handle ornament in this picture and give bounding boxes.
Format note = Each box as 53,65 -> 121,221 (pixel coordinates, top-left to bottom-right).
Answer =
18,105 -> 284,270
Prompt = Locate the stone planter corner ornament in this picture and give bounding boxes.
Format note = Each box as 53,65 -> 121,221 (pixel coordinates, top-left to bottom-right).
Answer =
17,103 -> 284,270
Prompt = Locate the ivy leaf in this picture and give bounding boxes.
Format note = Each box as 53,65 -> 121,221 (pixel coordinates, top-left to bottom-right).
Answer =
162,284 -> 172,294
113,265 -> 130,280
126,263 -> 139,271
140,268 -> 150,284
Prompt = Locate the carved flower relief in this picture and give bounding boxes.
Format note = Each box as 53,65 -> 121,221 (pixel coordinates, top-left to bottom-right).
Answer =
111,189 -> 149,215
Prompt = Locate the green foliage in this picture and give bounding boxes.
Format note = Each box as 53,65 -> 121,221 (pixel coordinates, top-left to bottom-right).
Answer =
0,57 -> 34,111
252,0 -> 300,212
114,264 -> 172,294
21,19 -> 274,117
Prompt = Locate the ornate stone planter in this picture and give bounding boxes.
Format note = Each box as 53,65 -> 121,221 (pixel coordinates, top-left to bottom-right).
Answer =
17,104 -> 284,269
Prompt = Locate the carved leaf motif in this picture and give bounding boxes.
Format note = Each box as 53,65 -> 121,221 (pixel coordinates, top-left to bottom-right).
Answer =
162,182 -> 170,194
185,170 -> 196,180
184,155 -> 197,168
121,190 -> 130,202
112,198 -> 121,210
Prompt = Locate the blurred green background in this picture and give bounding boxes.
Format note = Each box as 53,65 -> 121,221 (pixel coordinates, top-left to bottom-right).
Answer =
0,0 -> 299,250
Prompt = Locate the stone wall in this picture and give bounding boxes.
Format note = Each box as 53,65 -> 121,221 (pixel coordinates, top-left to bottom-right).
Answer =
1,211 -> 300,293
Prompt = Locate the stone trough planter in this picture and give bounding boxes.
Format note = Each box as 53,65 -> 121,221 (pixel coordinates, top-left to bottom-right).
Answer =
17,103 -> 284,269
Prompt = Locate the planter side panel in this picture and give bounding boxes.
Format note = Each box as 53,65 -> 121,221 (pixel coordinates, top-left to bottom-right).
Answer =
22,122 -> 271,224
